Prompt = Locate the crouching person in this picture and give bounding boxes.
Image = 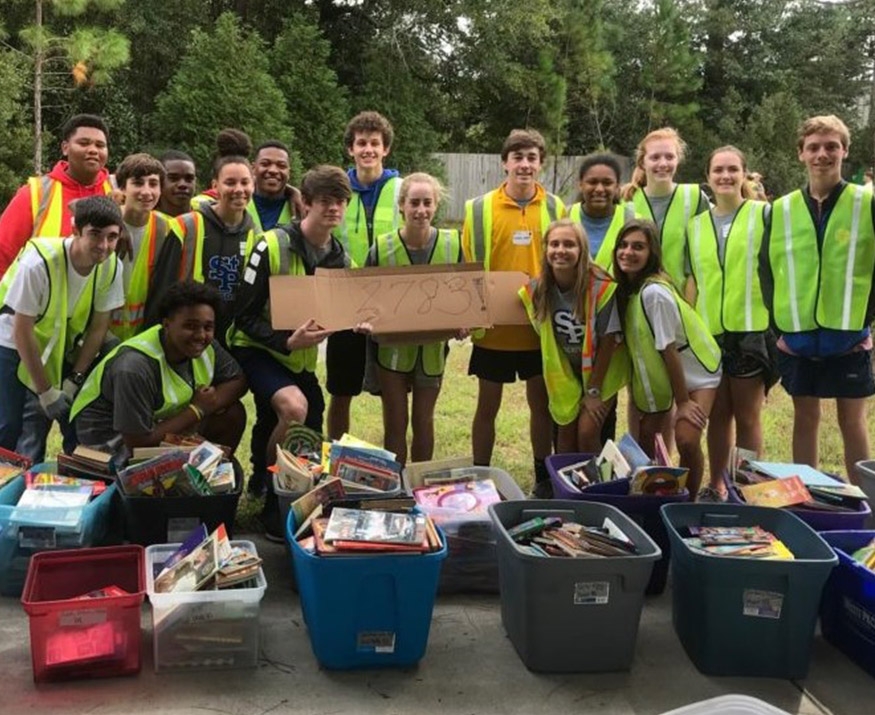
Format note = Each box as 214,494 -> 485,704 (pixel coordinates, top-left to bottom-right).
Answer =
71,281 -> 247,463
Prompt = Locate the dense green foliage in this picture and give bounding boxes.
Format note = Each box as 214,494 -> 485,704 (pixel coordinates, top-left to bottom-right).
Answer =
0,0 -> 873,202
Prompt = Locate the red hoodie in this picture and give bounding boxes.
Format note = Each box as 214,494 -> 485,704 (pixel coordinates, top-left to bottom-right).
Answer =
0,161 -> 112,277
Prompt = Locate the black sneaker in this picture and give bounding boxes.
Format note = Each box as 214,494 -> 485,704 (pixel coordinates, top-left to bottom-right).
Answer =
259,503 -> 285,543
529,479 -> 554,499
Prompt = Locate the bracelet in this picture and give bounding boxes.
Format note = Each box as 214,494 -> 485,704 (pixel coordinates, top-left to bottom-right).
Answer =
188,403 -> 204,421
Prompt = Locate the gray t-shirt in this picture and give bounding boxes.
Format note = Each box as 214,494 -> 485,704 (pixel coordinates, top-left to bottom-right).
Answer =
303,239 -> 332,268
75,337 -> 242,447
711,209 -> 737,264
550,285 -> 621,374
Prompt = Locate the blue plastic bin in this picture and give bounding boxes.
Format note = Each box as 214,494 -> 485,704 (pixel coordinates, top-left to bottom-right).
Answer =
286,509 -> 446,669
661,503 -> 837,678
819,530 -> 875,678
0,467 -> 117,597
723,471 -> 871,531
546,453 -> 689,595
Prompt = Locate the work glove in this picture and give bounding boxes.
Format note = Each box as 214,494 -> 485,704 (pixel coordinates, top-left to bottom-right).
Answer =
38,387 -> 72,421
62,377 -> 80,402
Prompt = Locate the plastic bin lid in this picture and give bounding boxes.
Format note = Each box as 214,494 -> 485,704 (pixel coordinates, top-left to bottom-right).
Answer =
660,695 -> 792,715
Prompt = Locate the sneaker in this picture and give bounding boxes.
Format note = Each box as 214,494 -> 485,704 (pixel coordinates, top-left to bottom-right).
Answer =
247,471 -> 268,498
529,479 -> 554,499
697,486 -> 728,503
259,504 -> 285,543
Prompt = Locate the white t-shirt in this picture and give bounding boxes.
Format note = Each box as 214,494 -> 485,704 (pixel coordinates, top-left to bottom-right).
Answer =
640,282 -> 721,391
0,238 -> 125,349
121,222 -> 147,295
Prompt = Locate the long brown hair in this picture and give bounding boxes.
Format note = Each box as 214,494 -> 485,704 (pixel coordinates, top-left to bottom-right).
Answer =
611,219 -> 673,320
620,128 -> 687,202
531,219 -> 612,323
707,145 -> 754,200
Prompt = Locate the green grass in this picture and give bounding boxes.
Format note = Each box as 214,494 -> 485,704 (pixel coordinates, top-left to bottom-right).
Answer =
45,339 -> 875,530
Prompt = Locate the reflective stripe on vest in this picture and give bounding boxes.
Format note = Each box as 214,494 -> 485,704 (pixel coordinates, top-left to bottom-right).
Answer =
633,184 -> 698,289
0,238 -> 116,391
466,190 -> 561,271
28,176 -> 114,238
374,228 -> 461,376
174,212 -> 205,281
111,212 -> 174,342
770,186 -> 875,332
625,279 -> 721,413
518,275 -> 629,425
568,202 -> 636,272
687,201 -> 769,335
227,229 -> 315,372
335,177 -> 401,268
70,325 -> 215,422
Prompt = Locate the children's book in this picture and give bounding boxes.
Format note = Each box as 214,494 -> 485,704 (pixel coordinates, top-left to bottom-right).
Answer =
618,433 -> 651,471
413,478 -> 501,515
748,461 -> 843,488
290,477 -> 346,527
404,456 -> 474,488
630,466 -> 688,495
739,475 -> 811,508
323,507 -> 426,545
598,440 -> 630,479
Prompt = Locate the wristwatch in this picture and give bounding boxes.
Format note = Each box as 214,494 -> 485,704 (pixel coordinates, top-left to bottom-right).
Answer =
70,371 -> 87,386
586,386 -> 601,398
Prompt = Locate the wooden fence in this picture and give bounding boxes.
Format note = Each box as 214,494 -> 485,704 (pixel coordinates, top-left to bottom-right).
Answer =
432,152 -> 632,223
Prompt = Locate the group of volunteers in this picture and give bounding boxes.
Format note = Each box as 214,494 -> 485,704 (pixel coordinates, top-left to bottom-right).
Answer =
0,108 -> 871,539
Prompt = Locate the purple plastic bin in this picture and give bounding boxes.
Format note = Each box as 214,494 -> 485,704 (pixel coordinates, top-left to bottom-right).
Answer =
545,453 -> 690,595
723,472 -> 871,531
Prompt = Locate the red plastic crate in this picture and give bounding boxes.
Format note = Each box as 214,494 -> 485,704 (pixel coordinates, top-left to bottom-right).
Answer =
21,545 -> 145,682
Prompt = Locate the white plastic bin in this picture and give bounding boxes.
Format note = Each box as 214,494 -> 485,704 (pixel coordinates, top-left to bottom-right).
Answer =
661,695 -> 792,715
145,540 -> 267,672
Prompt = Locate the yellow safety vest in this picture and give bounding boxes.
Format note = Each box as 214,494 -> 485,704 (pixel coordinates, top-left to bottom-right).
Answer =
246,198 -> 293,234
0,238 -> 118,391
632,184 -> 702,289
568,203 -> 637,272
687,201 -> 769,335
111,212 -> 175,342
227,229 -> 316,372
770,185 -> 875,332
519,275 -> 629,425
71,325 -> 215,422
625,278 -> 721,413
28,175 -> 114,239
373,229 -> 462,376
334,176 -> 402,268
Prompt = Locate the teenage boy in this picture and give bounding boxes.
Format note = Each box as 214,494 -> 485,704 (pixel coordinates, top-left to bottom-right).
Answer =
326,111 -> 401,439
0,196 -> 124,461
157,150 -> 198,218
761,115 -> 875,481
72,281 -> 247,459
0,114 -> 114,277
230,165 -> 352,539
112,153 -> 178,342
250,141 -> 304,231
462,129 -> 565,498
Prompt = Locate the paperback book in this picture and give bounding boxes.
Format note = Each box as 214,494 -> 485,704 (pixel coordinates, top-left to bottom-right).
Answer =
323,507 -> 427,545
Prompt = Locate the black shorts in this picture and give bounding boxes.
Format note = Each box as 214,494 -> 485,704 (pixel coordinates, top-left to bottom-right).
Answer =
717,331 -> 779,389
326,330 -> 366,397
232,347 -> 325,433
777,348 -> 875,399
467,345 -> 542,384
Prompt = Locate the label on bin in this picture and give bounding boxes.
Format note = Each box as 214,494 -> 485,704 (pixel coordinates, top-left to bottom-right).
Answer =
356,631 -> 396,653
19,526 -> 56,549
167,517 -> 202,543
742,589 -> 783,619
841,596 -> 875,636
574,581 -> 610,605
59,609 -> 107,627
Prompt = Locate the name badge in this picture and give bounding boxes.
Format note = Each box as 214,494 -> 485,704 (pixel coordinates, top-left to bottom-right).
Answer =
512,230 -> 533,246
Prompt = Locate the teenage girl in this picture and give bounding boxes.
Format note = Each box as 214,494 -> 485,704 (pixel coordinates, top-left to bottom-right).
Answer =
366,173 -> 465,465
520,219 -> 626,453
685,146 -> 777,501
613,219 -> 722,498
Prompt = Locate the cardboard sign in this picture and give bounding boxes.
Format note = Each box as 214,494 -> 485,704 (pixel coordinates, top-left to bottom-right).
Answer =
269,264 -> 529,335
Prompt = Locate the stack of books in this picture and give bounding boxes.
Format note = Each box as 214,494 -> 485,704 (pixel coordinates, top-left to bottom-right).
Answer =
508,514 -> 640,558
681,525 -> 795,560
57,446 -> 116,481
117,440 -> 236,497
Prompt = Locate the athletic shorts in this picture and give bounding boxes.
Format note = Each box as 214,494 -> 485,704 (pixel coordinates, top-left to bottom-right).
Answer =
777,348 -> 875,399
467,345 -> 542,384
326,329 -> 366,397
716,331 -> 779,389
232,347 -> 325,433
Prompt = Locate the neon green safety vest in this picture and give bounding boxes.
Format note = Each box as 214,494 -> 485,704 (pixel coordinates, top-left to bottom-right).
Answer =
568,203 -> 637,272
334,176 -> 402,268
625,278 -> 721,414
28,175 -> 114,239
373,228 -> 462,376
769,185 -> 875,333
111,212 -> 175,342
246,198 -> 293,234
687,201 -> 769,335
632,184 -> 702,289
519,275 -> 629,425
227,229 -> 316,373
71,325 -> 215,422
0,238 -> 118,392
464,190 -> 562,270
